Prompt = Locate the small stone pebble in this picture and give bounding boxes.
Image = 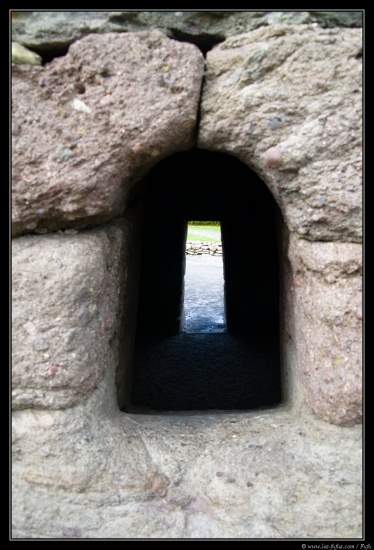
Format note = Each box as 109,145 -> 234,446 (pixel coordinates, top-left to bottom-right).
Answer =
263,146 -> 283,169
268,117 -> 282,130
325,274 -> 336,284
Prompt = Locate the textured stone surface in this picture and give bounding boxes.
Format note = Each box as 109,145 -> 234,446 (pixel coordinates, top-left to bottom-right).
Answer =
12,219 -> 134,409
12,41 -> 42,65
12,31 -> 204,236
11,14 -> 364,538
287,235 -> 362,426
11,11 -> 363,55
198,25 -> 362,242
12,403 -> 362,538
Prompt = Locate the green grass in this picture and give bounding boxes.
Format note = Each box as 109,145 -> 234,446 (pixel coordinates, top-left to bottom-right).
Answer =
186,224 -> 222,243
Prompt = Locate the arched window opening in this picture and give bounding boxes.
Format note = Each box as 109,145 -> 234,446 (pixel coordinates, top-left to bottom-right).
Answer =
125,149 -> 283,413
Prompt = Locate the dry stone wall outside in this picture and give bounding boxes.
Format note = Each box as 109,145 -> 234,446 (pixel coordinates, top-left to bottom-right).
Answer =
186,241 -> 223,255
11,13 -> 363,539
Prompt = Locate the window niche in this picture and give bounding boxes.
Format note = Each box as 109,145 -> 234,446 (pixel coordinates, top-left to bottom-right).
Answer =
126,148 -> 283,413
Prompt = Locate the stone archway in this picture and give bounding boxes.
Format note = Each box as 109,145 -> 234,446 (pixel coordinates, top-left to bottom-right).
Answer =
128,148 -> 283,412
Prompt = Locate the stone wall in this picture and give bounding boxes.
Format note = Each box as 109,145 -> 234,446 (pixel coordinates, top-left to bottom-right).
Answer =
186,241 -> 223,255
11,12 -> 363,539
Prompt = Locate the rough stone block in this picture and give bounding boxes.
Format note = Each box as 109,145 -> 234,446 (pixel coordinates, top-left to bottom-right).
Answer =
12,31 -> 204,236
287,235 -> 362,425
12,220 -> 129,409
198,25 -> 362,242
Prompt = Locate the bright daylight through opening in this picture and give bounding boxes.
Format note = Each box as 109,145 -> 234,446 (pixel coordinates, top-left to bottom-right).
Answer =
183,221 -> 226,333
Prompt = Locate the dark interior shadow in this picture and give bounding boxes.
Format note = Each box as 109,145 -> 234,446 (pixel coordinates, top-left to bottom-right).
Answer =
130,331 -> 281,412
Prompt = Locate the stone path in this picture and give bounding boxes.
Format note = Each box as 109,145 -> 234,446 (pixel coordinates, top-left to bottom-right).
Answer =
183,254 -> 225,333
